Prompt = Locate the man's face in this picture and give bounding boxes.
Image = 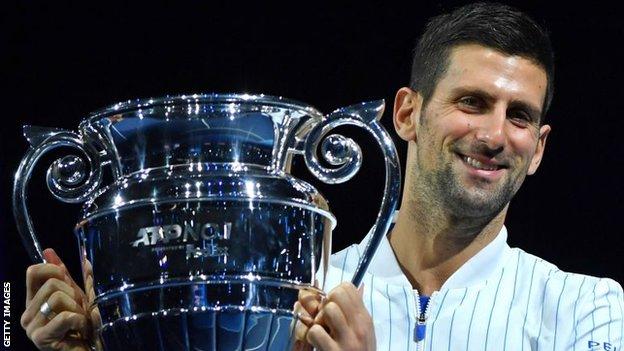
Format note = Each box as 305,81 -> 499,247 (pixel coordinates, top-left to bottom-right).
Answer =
408,44 -> 550,217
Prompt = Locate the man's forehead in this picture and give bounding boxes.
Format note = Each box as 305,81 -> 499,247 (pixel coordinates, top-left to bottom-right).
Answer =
446,44 -> 545,76
441,44 -> 548,105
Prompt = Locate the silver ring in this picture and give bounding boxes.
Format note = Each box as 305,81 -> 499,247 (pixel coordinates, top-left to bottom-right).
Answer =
39,301 -> 53,320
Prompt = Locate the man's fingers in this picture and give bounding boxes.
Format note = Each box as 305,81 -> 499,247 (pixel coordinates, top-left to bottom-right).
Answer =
326,282 -> 364,323
295,283 -> 374,350
314,301 -> 349,339
46,290 -> 84,315
43,248 -> 63,265
25,290 -> 85,338
42,248 -> 85,304
30,311 -> 89,349
22,278 -> 75,329
294,300 -> 316,342
298,288 -> 322,316
294,301 -> 314,326
50,339 -> 91,351
292,340 -> 314,351
294,318 -> 310,343
25,264 -> 67,303
295,288 -> 324,347
83,260 -> 96,303
84,274 -> 96,303
22,250 -> 92,350
82,259 -> 94,280
306,324 -> 338,351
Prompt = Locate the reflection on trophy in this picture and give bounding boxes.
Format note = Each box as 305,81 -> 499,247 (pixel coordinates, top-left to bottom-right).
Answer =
13,94 -> 400,350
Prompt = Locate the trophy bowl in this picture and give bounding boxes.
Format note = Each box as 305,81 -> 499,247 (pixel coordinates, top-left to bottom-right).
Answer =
13,93 -> 400,350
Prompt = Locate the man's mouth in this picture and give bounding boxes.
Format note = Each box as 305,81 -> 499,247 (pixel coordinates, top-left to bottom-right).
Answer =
458,154 -> 506,171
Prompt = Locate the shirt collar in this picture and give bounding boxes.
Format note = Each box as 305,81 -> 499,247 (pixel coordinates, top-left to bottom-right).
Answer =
357,213 -> 511,290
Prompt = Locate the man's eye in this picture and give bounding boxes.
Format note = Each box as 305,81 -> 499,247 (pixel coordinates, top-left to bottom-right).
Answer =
509,110 -> 532,125
458,96 -> 482,109
511,111 -> 531,121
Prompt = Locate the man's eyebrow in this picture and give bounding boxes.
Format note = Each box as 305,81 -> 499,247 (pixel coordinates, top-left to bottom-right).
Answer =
449,87 -> 497,102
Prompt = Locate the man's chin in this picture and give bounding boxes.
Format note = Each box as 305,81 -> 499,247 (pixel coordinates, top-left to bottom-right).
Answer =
445,188 -> 508,218
432,168 -> 513,217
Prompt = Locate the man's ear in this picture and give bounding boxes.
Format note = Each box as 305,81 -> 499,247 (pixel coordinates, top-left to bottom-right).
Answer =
527,124 -> 551,175
393,87 -> 422,142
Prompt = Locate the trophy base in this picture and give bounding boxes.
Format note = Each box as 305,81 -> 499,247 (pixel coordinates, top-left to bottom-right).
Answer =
99,307 -> 297,351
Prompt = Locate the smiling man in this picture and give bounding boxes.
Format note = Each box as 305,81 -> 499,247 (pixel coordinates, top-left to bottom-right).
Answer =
295,3 -> 623,351
17,3 -> 623,351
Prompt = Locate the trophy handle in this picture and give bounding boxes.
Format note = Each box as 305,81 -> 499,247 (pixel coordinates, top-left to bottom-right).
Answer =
302,100 -> 401,286
12,125 -> 103,263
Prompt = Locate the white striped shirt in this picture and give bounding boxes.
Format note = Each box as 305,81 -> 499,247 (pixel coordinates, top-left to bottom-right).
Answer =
323,226 -> 624,351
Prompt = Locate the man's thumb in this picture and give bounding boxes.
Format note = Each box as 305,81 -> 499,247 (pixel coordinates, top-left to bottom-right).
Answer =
42,248 -> 63,266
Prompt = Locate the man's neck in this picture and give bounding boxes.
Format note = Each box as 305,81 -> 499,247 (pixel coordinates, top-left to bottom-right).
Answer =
388,201 -> 507,296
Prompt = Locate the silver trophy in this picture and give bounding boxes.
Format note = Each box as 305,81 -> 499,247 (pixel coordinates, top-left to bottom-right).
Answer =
13,93 -> 400,350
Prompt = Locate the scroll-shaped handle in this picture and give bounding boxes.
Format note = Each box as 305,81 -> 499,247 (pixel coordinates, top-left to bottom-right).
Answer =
12,126 -> 103,262
303,100 -> 401,286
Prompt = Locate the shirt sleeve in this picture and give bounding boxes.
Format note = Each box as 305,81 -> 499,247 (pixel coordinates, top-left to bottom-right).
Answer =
573,278 -> 624,351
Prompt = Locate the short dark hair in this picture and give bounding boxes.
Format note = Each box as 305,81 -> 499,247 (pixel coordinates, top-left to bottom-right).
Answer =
410,2 -> 555,122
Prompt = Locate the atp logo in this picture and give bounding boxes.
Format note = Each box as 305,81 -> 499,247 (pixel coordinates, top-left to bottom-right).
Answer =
588,340 -> 617,350
131,222 -> 232,247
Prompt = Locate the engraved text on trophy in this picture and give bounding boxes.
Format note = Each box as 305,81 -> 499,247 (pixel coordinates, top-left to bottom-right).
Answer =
131,222 -> 232,258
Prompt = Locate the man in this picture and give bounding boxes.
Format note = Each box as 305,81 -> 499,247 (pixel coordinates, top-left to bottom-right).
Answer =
294,3 -> 623,351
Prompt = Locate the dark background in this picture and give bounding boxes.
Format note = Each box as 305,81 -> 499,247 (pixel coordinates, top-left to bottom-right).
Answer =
2,1 -> 623,349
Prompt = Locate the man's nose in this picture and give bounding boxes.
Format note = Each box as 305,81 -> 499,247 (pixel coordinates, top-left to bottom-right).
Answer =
474,106 -> 506,153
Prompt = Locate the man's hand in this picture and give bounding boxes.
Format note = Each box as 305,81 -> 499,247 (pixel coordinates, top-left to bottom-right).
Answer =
293,287 -> 322,351
294,282 -> 376,351
21,248 -> 92,351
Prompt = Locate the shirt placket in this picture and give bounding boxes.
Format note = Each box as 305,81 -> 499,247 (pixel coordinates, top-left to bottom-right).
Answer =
414,290 -> 438,351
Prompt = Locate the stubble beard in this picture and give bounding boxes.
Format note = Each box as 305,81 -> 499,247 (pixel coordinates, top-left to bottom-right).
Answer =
414,121 -> 521,220
409,106 -> 528,226
425,158 -> 517,219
